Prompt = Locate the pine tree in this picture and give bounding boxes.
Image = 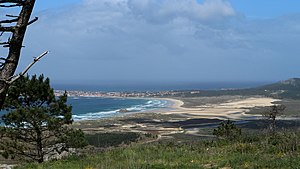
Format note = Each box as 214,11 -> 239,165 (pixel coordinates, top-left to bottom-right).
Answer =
0,75 -> 86,163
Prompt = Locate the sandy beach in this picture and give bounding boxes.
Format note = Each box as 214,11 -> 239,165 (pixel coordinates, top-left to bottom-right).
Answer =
162,97 -> 280,120
74,96 -> 281,138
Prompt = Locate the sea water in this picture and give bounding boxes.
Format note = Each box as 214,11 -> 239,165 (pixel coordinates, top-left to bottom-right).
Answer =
69,97 -> 168,121
0,97 -> 168,122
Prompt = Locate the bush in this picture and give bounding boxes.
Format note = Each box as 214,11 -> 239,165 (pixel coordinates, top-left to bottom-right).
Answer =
213,120 -> 241,140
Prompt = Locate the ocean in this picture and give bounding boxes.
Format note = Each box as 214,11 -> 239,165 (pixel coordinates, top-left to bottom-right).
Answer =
52,82 -> 269,121
1,81 -> 271,122
0,97 -> 169,122
69,97 -> 169,121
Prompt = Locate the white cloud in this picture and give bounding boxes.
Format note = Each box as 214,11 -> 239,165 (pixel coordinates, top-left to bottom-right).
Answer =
127,0 -> 235,23
17,0 -> 300,83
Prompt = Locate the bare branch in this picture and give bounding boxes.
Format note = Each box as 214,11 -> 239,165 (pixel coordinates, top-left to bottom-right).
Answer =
6,14 -> 19,18
0,0 -> 23,3
27,16 -> 38,26
0,4 -> 21,7
9,51 -> 49,84
0,51 -> 48,91
0,26 -> 15,32
0,0 -> 25,5
0,18 -> 18,24
0,42 -> 9,45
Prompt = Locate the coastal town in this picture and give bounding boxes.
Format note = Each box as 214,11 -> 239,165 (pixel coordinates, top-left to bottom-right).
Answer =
54,90 -> 199,98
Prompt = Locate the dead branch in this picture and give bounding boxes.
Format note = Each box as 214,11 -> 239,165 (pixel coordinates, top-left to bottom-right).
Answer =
0,0 -> 25,5
0,18 -> 18,24
6,14 -> 19,18
0,26 -> 15,32
0,4 -> 21,7
9,51 -> 49,84
0,0 -> 37,108
0,50 -> 48,92
27,16 -> 38,26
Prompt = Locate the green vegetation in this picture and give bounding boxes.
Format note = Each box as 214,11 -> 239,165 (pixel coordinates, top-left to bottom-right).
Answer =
85,132 -> 141,148
262,105 -> 286,134
18,131 -> 300,169
166,78 -> 300,99
3,77 -> 300,167
0,75 -> 86,163
213,120 -> 241,139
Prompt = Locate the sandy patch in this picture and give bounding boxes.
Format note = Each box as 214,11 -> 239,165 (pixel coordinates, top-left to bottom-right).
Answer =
76,96 -> 280,138
161,97 -> 280,120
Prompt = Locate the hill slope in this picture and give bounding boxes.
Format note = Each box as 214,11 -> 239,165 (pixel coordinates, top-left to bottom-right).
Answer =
258,78 -> 300,99
165,78 -> 300,99
20,132 -> 300,169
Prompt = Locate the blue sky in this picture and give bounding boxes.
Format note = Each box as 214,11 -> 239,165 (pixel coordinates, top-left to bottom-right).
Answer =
37,0 -> 300,18
13,0 -> 300,85
35,0 -> 81,11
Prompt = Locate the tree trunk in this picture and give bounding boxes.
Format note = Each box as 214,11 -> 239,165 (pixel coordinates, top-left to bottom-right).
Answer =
0,0 -> 36,108
36,127 -> 44,163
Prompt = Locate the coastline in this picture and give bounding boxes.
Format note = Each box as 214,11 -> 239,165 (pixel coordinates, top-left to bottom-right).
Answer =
70,97 -> 172,121
72,96 -> 282,138
159,98 -> 184,109
142,96 -> 280,121
72,96 -> 280,122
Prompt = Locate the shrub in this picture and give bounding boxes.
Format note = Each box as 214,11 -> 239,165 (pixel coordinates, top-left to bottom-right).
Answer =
213,120 -> 241,140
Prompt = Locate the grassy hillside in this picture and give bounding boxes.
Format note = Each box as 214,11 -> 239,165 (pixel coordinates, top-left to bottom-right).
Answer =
258,78 -> 300,99
163,78 -> 300,99
19,131 -> 300,169
12,78 -> 300,168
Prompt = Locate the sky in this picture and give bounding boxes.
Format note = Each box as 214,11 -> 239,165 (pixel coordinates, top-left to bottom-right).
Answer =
11,0 -> 300,86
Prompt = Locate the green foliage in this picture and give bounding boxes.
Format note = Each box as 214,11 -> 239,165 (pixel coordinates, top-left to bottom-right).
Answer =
0,75 -> 86,163
213,120 -> 241,139
85,132 -> 140,148
266,132 -> 298,153
262,104 -> 286,134
17,131 -> 300,169
161,78 -> 300,99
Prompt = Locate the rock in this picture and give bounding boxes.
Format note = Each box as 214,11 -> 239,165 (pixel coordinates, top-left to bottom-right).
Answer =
118,109 -> 128,113
0,164 -> 16,169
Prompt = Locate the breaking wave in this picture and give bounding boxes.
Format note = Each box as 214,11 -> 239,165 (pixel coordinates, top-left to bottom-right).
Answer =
72,98 -> 168,121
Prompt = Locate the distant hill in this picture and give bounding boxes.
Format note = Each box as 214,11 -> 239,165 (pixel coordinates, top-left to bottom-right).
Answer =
257,78 -> 300,99
166,78 -> 300,99
259,78 -> 300,91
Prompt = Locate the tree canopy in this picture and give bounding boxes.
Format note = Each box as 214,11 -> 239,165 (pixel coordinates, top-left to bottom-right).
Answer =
0,75 -> 86,163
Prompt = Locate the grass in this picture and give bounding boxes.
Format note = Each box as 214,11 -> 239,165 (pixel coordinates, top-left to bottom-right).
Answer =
18,131 -> 300,169
85,132 -> 141,148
